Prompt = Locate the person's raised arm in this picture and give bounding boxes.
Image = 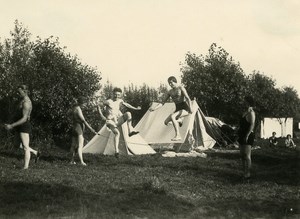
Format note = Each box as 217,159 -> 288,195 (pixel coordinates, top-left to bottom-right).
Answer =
77,107 -> 97,135
122,101 -> 141,111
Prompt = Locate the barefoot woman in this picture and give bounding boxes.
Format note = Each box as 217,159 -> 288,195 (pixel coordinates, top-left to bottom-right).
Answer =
238,96 -> 255,180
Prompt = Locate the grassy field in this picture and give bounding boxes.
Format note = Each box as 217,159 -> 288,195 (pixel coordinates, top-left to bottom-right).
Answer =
0,139 -> 299,219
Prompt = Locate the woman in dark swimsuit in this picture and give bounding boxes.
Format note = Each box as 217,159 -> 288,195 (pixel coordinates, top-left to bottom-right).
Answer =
70,97 -> 97,165
149,76 -> 192,141
238,96 -> 255,180
5,85 -> 39,169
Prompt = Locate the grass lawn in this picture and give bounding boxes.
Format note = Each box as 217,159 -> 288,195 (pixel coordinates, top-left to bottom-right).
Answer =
0,139 -> 299,219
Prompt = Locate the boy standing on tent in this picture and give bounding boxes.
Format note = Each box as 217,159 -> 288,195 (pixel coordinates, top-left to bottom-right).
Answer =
98,87 -> 141,158
149,76 -> 192,141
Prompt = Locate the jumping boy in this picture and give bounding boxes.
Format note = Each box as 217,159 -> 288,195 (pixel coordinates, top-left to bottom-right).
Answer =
98,87 -> 141,157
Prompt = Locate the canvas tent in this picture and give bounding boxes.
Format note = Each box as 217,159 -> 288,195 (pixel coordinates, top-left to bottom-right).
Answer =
83,123 -> 156,155
205,117 -> 237,146
135,100 -> 216,151
260,117 -> 293,138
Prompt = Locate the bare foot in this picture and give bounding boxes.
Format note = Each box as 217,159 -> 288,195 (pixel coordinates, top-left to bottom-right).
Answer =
178,121 -> 183,127
166,121 -> 172,126
35,150 -> 41,163
171,136 -> 182,141
129,131 -> 139,137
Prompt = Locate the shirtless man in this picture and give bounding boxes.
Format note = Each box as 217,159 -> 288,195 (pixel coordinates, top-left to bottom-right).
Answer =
149,76 -> 192,141
98,87 -> 141,157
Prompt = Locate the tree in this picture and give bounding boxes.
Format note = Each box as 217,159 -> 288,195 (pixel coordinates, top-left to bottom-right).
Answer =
0,21 -> 102,147
0,20 -> 35,129
181,43 -> 248,124
248,72 -> 300,120
277,86 -> 300,119
247,71 -> 279,118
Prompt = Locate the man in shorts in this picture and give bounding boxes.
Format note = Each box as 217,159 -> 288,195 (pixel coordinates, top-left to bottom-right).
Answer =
149,76 -> 193,141
98,87 -> 141,157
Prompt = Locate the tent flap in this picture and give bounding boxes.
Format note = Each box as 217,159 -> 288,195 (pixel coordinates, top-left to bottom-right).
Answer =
83,123 -> 156,155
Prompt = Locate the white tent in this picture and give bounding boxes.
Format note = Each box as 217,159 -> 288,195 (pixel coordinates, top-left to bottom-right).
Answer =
260,117 -> 293,138
83,122 -> 156,155
135,100 -> 216,151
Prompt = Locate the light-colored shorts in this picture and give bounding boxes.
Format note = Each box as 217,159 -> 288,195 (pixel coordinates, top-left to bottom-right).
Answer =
106,115 -> 125,128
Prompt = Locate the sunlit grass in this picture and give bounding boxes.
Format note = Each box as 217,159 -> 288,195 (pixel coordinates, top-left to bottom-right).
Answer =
0,139 -> 299,218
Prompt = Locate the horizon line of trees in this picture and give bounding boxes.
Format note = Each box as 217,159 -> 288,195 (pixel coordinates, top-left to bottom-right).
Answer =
1,20 -> 299,149
181,43 -> 300,126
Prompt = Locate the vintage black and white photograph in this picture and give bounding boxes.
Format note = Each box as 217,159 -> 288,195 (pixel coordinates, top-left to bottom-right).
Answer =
0,0 -> 299,218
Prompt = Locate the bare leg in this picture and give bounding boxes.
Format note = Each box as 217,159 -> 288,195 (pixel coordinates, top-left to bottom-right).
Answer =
122,112 -> 139,137
170,113 -> 181,140
164,115 -> 172,126
170,110 -> 190,141
244,145 -> 252,178
70,136 -> 77,164
175,110 -> 189,126
240,144 -> 252,178
20,133 -> 37,169
112,128 -> 120,155
107,124 -> 120,157
122,112 -> 132,132
77,135 -> 86,166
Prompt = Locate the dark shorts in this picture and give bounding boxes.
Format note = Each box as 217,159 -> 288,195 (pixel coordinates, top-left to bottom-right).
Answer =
238,132 -> 255,146
175,102 -> 190,113
16,121 -> 31,134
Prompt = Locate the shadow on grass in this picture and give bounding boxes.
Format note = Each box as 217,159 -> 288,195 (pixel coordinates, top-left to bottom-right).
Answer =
0,148 -> 71,164
190,198 -> 299,219
206,150 -> 240,160
206,148 -> 300,186
0,149 -> 24,160
0,181 -> 195,218
253,151 -> 300,186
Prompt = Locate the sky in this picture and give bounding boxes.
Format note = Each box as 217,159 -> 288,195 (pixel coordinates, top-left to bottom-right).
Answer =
1,0 -> 300,93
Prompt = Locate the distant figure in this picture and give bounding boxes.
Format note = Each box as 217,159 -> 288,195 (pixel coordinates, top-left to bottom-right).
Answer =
98,87 -> 141,158
285,134 -> 296,149
70,97 -> 97,166
149,76 -> 192,141
4,85 -> 40,170
237,96 -> 255,180
269,132 -> 278,147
